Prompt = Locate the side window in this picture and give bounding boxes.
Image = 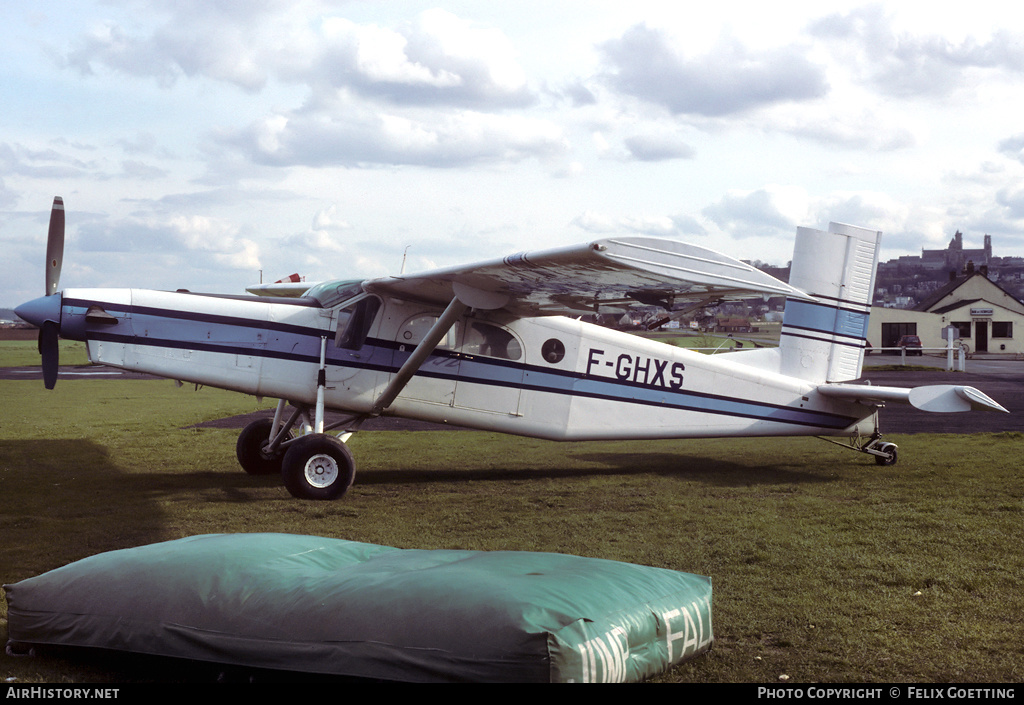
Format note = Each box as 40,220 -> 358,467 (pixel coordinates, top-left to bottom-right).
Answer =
462,321 -> 522,360
541,338 -> 566,363
335,296 -> 381,350
400,315 -> 460,349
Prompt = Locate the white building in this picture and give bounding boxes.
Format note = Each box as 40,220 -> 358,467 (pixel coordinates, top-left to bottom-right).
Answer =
869,272 -> 1024,355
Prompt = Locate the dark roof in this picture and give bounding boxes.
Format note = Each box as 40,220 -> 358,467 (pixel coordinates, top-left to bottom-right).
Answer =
913,275 -> 971,312
930,298 -> 982,315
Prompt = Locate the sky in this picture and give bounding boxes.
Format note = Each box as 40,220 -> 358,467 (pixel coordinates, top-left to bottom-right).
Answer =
6,1 -> 1024,306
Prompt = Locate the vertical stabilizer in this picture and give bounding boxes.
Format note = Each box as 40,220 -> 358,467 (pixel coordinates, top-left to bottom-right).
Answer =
777,222 -> 881,383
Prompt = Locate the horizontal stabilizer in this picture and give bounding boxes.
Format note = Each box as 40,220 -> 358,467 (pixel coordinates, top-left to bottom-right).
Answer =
907,384 -> 1010,413
817,383 -> 1009,414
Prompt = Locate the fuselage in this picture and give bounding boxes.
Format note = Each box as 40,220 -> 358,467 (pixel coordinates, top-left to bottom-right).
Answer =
49,287 -> 876,441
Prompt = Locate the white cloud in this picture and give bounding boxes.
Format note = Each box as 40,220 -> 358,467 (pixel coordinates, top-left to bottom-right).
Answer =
599,23 -> 829,116
809,5 -> 1024,99
703,186 -> 812,236
320,17 -> 461,89
224,103 -> 568,168
622,133 -> 695,162
571,210 -> 708,240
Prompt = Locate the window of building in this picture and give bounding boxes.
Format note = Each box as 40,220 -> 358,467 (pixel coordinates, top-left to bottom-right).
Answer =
951,321 -> 972,338
992,321 -> 1013,338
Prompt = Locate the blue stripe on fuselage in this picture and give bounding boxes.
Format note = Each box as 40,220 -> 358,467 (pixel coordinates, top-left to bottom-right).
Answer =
64,296 -> 858,430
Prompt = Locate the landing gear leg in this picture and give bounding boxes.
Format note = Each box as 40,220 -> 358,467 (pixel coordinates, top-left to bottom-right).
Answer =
818,412 -> 898,466
236,396 -> 368,499
862,434 -> 898,466
243,333 -> 369,498
236,400 -> 301,475
236,417 -> 292,475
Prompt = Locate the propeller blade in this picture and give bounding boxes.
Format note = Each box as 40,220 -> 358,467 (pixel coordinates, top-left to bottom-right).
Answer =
45,196 -> 65,297
40,320 -> 60,390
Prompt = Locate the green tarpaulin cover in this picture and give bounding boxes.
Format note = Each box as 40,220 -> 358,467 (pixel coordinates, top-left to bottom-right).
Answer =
5,533 -> 712,682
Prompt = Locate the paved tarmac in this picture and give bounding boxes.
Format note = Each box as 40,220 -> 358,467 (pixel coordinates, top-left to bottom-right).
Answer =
5,357 -> 1022,434
858,355 -> 1024,433
0,365 -> 160,381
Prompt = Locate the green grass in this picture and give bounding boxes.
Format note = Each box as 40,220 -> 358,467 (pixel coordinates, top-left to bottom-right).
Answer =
2,377 -> 1023,683
0,340 -> 89,368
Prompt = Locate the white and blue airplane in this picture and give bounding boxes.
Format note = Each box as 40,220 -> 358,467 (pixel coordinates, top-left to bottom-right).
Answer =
16,197 -> 1008,499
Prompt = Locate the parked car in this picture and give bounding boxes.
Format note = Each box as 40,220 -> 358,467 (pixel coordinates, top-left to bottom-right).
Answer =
896,334 -> 923,355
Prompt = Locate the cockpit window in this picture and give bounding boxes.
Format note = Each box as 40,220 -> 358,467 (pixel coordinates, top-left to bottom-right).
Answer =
335,296 -> 381,351
305,280 -> 364,308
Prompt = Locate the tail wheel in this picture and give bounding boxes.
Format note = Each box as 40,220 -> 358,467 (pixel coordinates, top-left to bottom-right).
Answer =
874,442 -> 898,466
281,434 -> 355,500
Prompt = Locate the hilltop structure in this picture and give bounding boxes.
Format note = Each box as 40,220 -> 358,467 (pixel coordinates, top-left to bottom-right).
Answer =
922,230 -> 991,272
874,231 -> 1024,307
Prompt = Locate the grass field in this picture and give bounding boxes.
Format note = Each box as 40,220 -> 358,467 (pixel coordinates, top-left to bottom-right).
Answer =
1,342 -> 1022,683
0,339 -> 89,368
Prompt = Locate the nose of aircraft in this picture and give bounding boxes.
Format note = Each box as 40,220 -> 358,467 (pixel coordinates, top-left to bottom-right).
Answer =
15,293 -> 63,390
14,293 -> 62,329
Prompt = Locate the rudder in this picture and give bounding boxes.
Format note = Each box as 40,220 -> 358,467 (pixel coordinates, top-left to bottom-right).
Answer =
777,222 -> 881,383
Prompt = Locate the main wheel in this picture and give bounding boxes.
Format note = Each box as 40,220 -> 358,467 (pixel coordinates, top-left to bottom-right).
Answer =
281,434 -> 356,500
874,442 -> 898,466
236,418 -> 292,475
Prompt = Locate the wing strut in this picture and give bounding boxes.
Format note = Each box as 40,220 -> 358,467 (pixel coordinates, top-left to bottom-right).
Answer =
370,296 -> 468,416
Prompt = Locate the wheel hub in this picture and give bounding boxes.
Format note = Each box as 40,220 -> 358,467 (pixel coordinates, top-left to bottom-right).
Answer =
303,453 -> 339,488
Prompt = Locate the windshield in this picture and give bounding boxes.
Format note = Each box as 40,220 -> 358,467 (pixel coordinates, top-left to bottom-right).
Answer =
304,279 -> 364,308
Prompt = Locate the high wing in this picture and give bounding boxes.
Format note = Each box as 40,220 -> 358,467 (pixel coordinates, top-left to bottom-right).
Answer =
362,236 -> 814,316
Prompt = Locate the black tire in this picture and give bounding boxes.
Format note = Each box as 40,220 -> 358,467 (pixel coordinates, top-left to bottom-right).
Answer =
874,442 -> 898,466
236,418 -> 291,475
281,434 -> 356,500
